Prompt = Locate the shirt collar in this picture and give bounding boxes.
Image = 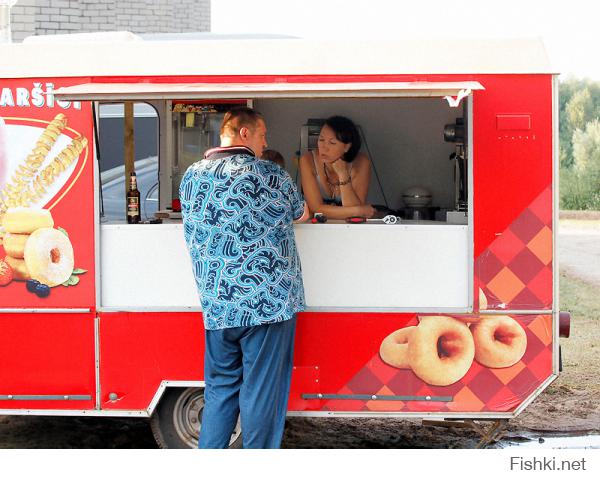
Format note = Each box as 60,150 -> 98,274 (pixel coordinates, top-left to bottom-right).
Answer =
204,145 -> 255,160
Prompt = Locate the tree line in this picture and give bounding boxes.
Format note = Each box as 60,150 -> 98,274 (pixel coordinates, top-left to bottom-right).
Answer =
559,77 -> 600,210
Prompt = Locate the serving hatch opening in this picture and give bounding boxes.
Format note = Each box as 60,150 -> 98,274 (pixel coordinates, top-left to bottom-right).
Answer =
87,80 -> 476,311
55,81 -> 484,107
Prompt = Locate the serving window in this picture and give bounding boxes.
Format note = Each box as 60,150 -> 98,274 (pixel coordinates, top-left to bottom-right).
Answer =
57,80 -> 478,224
56,81 -> 477,312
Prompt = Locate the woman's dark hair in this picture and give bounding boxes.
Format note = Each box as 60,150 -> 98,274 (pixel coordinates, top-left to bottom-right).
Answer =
323,115 -> 361,162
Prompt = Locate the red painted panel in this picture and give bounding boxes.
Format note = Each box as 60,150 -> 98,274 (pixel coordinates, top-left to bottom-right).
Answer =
99,311 -> 415,411
288,366 -> 321,411
0,313 -> 95,410
472,75 -> 553,257
99,311 -> 204,410
293,312 -> 416,404
88,74 -> 468,84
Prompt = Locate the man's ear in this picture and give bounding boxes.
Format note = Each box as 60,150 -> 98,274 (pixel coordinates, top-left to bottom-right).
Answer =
239,127 -> 250,140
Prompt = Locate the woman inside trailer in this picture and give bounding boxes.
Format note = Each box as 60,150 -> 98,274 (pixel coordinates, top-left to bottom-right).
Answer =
299,115 -> 375,220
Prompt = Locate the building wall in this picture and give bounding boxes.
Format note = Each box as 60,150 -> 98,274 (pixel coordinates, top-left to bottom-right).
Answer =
10,0 -> 210,42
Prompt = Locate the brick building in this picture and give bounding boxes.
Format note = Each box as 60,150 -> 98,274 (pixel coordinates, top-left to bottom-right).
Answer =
9,0 -> 210,42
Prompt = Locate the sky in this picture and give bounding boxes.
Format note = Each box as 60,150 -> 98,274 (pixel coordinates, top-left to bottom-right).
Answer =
212,0 -> 600,80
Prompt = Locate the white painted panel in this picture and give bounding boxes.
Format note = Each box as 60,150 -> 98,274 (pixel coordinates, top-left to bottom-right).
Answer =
2,37 -> 554,78
100,223 -> 469,310
100,224 -> 201,309
295,223 -> 469,308
54,81 -> 483,101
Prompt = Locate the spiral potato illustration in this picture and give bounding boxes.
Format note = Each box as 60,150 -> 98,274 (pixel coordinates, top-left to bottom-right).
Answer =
17,135 -> 88,208
0,114 -> 68,216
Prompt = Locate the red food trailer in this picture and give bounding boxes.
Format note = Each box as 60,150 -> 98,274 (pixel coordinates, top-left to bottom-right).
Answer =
0,33 -> 569,448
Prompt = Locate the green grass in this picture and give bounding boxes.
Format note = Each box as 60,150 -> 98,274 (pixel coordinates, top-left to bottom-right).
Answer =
560,271 -> 600,321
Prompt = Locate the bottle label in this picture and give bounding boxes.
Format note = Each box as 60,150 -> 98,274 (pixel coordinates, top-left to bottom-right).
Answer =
127,197 -> 139,216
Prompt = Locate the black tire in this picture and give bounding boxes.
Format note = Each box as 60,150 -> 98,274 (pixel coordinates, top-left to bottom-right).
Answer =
559,345 -> 563,372
150,387 -> 242,448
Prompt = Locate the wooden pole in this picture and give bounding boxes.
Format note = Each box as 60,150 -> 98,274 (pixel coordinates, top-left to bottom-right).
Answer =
124,101 -> 135,215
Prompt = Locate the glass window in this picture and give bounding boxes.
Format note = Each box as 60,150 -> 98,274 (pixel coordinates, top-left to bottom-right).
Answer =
98,102 -> 159,222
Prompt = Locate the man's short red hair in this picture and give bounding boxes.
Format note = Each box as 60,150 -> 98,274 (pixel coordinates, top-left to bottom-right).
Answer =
220,107 -> 264,137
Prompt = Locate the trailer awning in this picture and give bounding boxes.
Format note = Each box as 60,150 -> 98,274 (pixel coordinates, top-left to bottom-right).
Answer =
55,81 -> 484,106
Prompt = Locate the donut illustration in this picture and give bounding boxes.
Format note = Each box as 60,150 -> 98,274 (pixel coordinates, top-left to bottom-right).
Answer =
379,326 -> 416,369
470,316 -> 527,368
24,227 -> 74,287
379,314 -> 529,387
408,316 -> 475,386
1,207 -> 76,288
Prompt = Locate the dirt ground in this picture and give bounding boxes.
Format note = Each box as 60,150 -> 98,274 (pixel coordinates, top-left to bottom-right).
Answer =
1,219 -> 599,448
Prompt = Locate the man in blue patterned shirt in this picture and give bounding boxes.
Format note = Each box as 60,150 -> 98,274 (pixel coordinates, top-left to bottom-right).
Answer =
180,107 -> 307,448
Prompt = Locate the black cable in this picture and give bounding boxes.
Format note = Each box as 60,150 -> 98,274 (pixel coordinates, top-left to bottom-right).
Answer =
294,144 -> 301,187
357,125 -> 389,209
91,102 -> 104,217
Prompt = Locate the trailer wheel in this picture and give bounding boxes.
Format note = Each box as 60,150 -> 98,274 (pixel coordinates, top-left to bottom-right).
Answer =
150,387 -> 242,448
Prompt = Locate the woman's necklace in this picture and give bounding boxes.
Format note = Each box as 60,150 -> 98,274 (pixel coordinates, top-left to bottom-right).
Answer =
322,164 -> 340,198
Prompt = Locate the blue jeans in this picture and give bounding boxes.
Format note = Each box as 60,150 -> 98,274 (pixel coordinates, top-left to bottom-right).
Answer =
199,315 -> 297,449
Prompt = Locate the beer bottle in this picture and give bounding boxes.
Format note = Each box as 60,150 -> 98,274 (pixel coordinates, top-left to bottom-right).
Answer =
127,172 -> 141,224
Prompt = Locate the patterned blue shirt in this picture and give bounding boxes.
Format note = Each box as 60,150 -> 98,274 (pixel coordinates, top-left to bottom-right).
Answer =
180,147 -> 306,330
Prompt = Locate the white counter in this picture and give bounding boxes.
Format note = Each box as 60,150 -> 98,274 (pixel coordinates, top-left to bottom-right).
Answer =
99,222 -> 470,311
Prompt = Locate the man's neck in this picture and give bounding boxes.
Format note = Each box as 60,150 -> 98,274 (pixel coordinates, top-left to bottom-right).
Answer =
220,135 -> 243,148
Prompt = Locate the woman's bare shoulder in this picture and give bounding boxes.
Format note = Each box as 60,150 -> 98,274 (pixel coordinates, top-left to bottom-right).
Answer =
300,150 -> 317,167
300,150 -> 314,162
354,152 -> 371,168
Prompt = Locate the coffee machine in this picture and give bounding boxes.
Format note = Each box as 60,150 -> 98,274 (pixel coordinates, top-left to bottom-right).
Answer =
444,118 -> 468,224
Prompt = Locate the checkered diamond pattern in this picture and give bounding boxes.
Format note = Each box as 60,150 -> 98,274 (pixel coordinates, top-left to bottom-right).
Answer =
322,315 -> 552,413
476,186 -> 553,310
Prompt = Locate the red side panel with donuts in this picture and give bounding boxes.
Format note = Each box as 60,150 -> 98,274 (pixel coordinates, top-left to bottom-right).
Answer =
289,313 -> 553,414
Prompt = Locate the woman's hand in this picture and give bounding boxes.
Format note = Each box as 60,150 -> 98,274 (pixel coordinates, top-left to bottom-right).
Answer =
359,204 -> 377,218
330,158 -> 350,179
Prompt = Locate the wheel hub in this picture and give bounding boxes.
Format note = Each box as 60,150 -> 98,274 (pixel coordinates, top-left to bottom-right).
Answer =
172,388 -> 241,448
